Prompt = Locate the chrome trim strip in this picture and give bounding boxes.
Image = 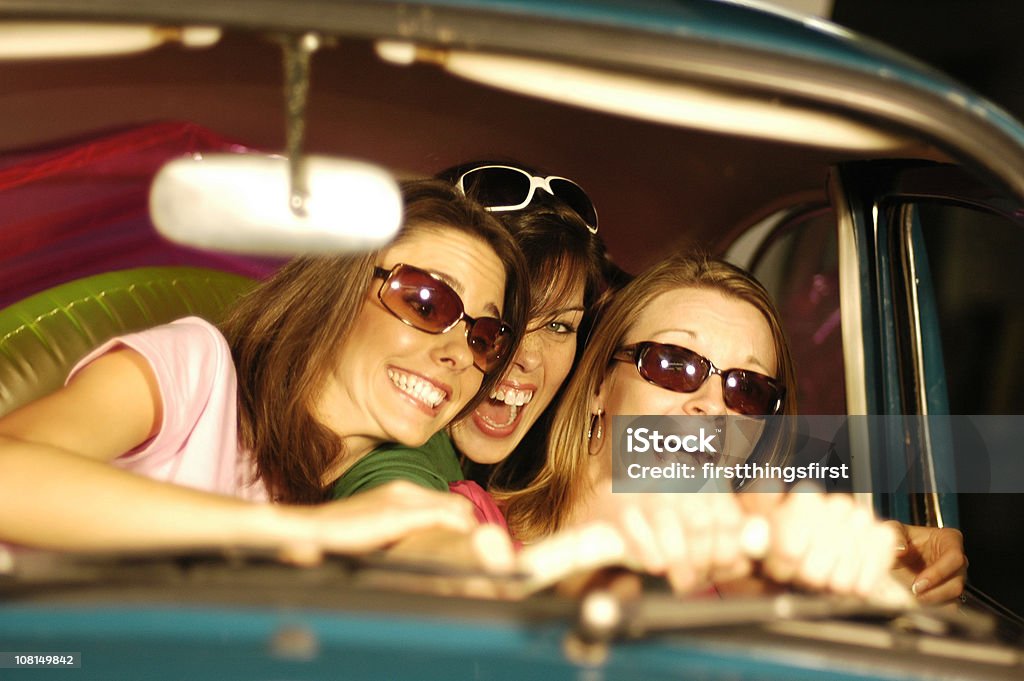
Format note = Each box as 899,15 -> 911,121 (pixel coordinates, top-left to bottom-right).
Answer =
830,169 -> 873,501
900,210 -> 944,527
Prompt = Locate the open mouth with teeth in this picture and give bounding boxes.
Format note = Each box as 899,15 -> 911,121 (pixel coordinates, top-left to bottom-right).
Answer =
387,368 -> 447,410
472,384 -> 534,435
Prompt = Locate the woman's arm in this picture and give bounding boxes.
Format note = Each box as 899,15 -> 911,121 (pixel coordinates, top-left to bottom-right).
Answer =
1,348 -> 162,464
0,349 -> 476,552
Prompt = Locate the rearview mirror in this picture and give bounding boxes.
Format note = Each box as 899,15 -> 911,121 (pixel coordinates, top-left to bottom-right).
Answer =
149,153 -> 403,255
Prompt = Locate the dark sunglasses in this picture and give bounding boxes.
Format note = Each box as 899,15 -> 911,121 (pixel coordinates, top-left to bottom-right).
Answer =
373,263 -> 512,373
612,341 -> 785,416
455,164 -> 599,234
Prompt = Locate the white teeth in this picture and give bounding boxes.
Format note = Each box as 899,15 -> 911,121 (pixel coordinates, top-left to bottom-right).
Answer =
388,369 -> 445,408
489,386 -> 534,407
479,402 -> 519,428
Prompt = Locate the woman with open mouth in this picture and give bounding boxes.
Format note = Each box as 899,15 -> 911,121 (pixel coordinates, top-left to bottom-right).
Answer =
448,164 -> 615,486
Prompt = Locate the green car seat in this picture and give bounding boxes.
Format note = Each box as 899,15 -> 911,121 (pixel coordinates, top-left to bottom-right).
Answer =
0,267 -> 256,418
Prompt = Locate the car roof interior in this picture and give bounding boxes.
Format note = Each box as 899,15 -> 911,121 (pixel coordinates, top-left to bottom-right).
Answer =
0,30 -> 951,273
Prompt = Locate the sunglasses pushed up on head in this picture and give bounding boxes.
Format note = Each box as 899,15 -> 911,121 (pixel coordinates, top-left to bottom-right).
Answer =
373,263 -> 512,373
455,164 -> 599,234
613,341 -> 785,416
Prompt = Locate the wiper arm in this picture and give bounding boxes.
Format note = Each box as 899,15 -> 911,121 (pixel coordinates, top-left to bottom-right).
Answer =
575,590 -> 997,645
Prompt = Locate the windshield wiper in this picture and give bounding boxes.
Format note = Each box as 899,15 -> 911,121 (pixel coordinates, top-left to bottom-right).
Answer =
575,589 -> 997,643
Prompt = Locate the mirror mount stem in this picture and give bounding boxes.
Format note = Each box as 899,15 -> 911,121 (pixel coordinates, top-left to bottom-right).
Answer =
280,32 -> 322,217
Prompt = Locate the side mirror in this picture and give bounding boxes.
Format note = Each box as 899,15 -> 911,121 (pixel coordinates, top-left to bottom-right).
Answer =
149,153 -> 403,255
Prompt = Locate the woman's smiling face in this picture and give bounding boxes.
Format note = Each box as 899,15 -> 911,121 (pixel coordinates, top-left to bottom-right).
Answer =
450,279 -> 585,465
316,225 -> 507,462
600,286 -> 778,419
594,286 -> 778,474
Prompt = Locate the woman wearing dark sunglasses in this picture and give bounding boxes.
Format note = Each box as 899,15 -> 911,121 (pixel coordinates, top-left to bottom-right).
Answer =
331,163 -> 602,477
331,163 -> 614,512
0,179 -> 529,557
500,253 -> 966,601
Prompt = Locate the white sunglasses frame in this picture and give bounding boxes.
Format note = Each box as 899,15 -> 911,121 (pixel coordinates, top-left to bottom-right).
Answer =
455,164 -> 599,234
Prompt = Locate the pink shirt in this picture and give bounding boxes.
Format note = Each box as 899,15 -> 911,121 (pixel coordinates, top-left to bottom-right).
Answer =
68,317 -> 268,502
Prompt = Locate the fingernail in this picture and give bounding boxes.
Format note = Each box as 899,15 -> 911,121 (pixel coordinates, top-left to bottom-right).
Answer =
894,542 -> 907,553
911,578 -> 930,596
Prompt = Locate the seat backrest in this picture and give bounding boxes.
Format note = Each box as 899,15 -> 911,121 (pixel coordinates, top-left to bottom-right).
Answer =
0,266 -> 256,418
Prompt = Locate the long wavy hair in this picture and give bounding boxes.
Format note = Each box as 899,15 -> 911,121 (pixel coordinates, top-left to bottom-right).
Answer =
440,161 -> 626,488
221,179 -> 528,504
498,252 -> 796,541
468,200 -> 615,487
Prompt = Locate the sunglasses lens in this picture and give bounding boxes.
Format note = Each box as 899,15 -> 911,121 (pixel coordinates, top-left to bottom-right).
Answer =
379,265 -> 463,332
623,342 -> 783,416
460,167 -> 532,209
466,317 -> 511,372
637,343 -> 708,392
722,371 -> 782,416
548,178 -> 598,230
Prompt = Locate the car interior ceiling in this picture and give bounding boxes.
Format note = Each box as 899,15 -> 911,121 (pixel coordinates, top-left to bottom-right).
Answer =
0,30 -> 950,274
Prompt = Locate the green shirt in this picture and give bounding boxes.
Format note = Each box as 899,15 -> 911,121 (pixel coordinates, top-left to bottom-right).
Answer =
330,431 -> 464,499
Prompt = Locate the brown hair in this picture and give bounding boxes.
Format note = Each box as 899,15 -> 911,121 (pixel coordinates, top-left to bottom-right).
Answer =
497,252 -> 795,541
221,179 -> 528,504
504,200 -> 609,315
468,200 -> 615,488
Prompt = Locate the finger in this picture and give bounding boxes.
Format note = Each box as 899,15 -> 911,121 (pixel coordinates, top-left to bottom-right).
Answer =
620,504 -> 666,573
363,506 -> 478,548
854,522 -> 901,599
681,497 -> 715,577
763,491 -> 820,584
797,495 -> 851,591
914,574 -> 967,605
883,520 -> 911,557
658,508 -> 698,592
277,540 -> 324,567
926,528 -> 966,570
666,561 -> 700,594
395,484 -> 477,515
912,540 -> 968,601
651,502 -> 687,565
519,522 -> 629,592
740,516 -> 771,559
912,555 -> 966,595
828,505 -> 872,595
472,524 -> 517,575
708,494 -> 745,573
934,527 -> 966,554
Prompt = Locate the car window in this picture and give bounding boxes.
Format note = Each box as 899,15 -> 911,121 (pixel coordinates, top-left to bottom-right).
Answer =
750,207 -> 847,416
920,203 -> 1024,414
916,201 -> 1024,616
